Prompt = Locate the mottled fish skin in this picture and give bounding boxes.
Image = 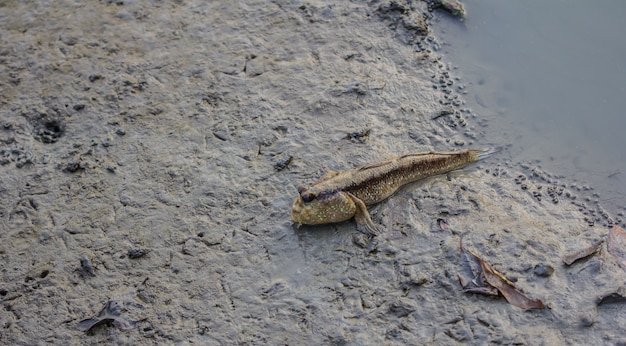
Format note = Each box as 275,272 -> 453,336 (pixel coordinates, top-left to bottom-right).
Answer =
291,148 -> 497,235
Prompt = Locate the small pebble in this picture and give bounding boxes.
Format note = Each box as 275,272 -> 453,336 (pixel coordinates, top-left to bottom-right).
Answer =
88,74 -> 103,82
65,162 -> 81,172
128,249 -> 148,259
534,263 -> 554,277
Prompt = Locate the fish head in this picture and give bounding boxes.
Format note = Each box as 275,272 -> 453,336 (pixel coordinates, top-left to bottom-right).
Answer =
291,187 -> 356,225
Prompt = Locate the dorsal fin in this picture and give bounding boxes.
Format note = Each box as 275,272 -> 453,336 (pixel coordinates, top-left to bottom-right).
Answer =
317,168 -> 340,182
357,158 -> 395,171
398,152 -> 434,160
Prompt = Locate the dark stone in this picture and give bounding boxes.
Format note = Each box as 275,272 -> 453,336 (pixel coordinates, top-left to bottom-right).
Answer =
534,263 -> 554,277
88,74 -> 103,82
128,249 -> 148,259
65,162 -> 81,172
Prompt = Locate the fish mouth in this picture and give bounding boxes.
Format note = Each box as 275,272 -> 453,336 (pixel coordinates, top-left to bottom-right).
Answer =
291,195 -> 305,223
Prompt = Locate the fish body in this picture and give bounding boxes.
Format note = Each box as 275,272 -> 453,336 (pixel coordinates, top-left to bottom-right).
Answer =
291,148 -> 497,235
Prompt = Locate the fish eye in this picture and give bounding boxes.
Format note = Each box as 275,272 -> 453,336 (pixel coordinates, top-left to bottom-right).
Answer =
300,191 -> 316,203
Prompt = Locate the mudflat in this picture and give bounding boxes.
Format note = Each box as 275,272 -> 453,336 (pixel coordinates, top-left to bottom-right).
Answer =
1,1 -> 624,344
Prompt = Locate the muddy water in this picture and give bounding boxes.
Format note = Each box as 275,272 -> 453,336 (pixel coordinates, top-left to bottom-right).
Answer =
1,1 -> 625,344
431,1 -> 626,216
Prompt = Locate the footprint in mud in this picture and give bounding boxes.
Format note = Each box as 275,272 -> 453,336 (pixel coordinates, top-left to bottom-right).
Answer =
29,114 -> 66,144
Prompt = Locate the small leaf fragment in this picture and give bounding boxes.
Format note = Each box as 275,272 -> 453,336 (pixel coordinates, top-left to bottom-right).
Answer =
608,225 -> 626,270
438,218 -> 450,231
596,286 -> 626,306
77,300 -> 144,332
562,239 -> 604,266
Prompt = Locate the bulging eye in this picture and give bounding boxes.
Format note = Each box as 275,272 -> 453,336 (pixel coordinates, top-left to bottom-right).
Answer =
301,191 -> 316,203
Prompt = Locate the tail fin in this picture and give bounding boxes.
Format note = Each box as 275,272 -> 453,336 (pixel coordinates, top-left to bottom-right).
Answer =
476,147 -> 501,161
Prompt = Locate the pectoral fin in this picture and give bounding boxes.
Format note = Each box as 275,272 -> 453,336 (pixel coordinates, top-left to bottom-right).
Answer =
346,192 -> 382,236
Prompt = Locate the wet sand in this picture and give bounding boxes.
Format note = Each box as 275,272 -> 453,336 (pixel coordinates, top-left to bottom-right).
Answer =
1,1 -> 624,344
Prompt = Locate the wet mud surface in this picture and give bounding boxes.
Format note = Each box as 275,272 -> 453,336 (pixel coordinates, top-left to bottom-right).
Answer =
1,0 -> 625,344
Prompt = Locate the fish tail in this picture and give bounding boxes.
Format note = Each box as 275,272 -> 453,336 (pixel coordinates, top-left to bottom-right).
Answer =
475,147 -> 501,161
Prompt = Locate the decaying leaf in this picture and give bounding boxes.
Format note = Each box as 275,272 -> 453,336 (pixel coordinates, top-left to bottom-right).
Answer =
608,225 -> 626,270
77,300 -> 144,332
458,241 -> 498,296
459,240 -> 545,309
480,260 -> 545,309
562,239 -> 604,266
596,287 -> 626,306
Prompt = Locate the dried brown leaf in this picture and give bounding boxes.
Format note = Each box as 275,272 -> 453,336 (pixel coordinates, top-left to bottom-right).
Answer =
562,239 -> 604,266
480,260 -> 545,310
459,241 -> 545,309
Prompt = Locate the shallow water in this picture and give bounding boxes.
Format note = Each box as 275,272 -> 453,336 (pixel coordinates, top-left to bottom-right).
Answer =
431,1 -> 626,216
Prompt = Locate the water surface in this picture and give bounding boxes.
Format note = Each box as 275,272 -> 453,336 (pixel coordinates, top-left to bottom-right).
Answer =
432,1 -> 626,215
